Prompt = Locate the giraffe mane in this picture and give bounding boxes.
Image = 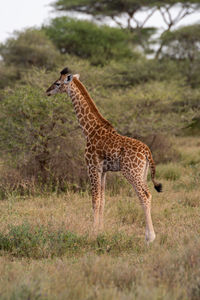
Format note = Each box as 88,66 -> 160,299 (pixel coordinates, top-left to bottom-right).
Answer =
73,77 -> 114,129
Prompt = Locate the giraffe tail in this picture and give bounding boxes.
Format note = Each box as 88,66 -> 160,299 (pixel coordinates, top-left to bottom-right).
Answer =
146,148 -> 162,193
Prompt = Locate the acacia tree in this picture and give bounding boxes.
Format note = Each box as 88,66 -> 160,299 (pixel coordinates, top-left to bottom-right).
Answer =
52,0 -> 158,53
52,0 -> 200,56
155,1 -> 200,58
53,0 -> 158,30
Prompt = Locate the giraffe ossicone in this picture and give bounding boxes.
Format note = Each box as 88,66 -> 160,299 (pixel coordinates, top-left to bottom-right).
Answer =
46,68 -> 162,242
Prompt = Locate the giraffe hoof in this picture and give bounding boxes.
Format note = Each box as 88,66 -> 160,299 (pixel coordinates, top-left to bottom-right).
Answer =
145,231 -> 156,243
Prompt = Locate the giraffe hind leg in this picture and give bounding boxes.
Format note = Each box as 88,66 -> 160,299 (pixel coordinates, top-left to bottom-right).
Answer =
141,189 -> 156,243
122,169 -> 156,243
136,183 -> 156,243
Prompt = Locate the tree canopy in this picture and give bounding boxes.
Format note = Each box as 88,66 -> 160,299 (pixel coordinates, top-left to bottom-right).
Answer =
52,0 -> 200,30
44,17 -> 138,65
161,24 -> 200,61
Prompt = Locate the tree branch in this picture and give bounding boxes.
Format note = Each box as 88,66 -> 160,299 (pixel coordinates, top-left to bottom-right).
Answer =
159,7 -> 170,27
140,7 -> 157,28
173,6 -> 195,25
165,5 -> 174,26
111,16 -> 124,29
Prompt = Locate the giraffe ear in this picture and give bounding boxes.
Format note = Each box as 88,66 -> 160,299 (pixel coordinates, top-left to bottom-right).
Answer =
64,74 -> 73,84
73,74 -> 80,80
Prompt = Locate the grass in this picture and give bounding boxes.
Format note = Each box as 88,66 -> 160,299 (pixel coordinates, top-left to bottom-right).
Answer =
0,223 -> 138,258
0,136 -> 200,299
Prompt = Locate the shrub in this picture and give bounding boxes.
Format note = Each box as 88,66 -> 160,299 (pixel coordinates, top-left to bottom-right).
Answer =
0,84 -> 87,194
0,28 -> 61,70
100,58 -> 183,89
100,80 -> 195,138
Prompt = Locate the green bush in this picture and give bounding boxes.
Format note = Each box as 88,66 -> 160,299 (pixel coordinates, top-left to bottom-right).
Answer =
0,28 -> 61,70
102,58 -> 182,88
0,83 -> 86,193
99,80 -> 195,137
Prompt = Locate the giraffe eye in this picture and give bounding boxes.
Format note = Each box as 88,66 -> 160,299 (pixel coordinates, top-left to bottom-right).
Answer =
55,82 -> 60,86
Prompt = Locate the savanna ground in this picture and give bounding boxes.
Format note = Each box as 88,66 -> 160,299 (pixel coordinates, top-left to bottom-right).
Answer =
0,136 -> 199,300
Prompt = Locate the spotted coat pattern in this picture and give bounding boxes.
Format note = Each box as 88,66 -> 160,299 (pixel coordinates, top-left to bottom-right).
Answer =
46,69 -> 162,243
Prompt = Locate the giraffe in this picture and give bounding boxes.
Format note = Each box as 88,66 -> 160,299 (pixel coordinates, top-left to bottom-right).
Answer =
46,67 -> 162,243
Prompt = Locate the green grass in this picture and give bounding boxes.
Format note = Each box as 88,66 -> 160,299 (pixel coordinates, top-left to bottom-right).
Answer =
0,223 -> 140,258
156,163 -> 182,181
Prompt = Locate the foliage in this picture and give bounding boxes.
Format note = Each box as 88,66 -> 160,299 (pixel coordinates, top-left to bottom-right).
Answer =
0,28 -> 60,70
52,0 -> 156,18
44,17 -> 137,65
0,82 -> 86,191
101,58 -> 182,87
99,80 -> 196,136
0,63 -> 20,89
0,61 -> 199,192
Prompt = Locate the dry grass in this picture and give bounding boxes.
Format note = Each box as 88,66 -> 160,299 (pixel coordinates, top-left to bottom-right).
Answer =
0,136 -> 200,299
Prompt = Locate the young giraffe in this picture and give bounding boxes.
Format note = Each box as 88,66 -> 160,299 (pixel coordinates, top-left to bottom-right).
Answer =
46,68 -> 162,243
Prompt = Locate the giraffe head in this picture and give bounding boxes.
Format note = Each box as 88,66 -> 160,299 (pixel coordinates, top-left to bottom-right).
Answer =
46,67 -> 80,96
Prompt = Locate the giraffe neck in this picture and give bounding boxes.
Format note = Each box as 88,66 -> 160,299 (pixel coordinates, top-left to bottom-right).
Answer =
67,77 -> 114,138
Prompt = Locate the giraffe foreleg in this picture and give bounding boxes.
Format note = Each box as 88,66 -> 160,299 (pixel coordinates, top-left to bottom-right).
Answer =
88,166 -> 102,234
99,172 -> 106,230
